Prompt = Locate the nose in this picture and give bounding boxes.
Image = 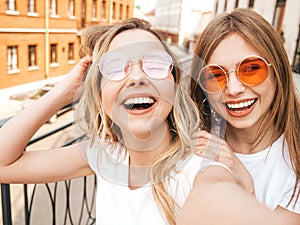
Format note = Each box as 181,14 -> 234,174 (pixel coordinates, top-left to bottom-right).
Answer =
225,70 -> 245,95
126,61 -> 149,88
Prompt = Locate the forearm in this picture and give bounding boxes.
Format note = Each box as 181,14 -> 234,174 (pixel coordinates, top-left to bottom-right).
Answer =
0,88 -> 67,166
178,181 -> 297,225
0,56 -> 92,167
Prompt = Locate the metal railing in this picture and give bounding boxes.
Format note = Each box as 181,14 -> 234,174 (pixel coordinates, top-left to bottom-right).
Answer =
0,112 -> 96,225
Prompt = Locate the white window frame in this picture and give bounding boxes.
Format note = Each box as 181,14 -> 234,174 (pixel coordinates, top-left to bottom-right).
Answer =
50,44 -> 59,67
68,0 -> 76,18
7,46 -> 20,74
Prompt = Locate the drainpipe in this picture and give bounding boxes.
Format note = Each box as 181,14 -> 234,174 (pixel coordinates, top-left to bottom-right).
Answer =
45,0 -> 49,81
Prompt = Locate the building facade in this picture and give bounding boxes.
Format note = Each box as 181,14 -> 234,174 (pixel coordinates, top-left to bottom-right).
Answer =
147,0 -> 299,73
0,0 -> 134,88
212,0 -> 300,73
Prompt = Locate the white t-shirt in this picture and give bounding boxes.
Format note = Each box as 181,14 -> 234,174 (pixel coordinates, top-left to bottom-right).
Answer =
81,138 -> 229,225
235,135 -> 300,213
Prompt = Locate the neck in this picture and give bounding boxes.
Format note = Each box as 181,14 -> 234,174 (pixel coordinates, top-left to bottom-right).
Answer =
225,124 -> 275,154
126,134 -> 171,167
124,126 -> 172,189
122,122 -> 172,166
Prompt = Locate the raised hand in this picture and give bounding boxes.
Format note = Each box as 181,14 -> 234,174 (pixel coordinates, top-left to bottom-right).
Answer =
192,129 -> 255,195
52,55 -> 93,106
0,56 -> 92,167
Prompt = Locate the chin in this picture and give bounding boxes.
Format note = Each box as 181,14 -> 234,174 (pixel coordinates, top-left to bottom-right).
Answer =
227,120 -> 258,130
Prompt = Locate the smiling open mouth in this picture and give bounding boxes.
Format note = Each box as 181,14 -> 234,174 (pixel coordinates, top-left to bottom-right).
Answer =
124,97 -> 155,110
225,99 -> 257,112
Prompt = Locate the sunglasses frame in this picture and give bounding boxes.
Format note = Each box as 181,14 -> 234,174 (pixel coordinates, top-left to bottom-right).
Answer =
98,49 -> 174,81
198,55 -> 272,93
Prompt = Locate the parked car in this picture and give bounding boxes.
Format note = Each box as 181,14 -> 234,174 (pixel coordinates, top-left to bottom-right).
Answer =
9,83 -> 75,123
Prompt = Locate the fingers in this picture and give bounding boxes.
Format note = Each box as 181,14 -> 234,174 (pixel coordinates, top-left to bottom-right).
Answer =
192,129 -> 235,168
52,56 -> 93,103
192,129 -> 224,144
195,144 -> 234,167
78,55 -> 93,69
192,130 -> 255,194
192,130 -> 228,151
70,55 -> 93,75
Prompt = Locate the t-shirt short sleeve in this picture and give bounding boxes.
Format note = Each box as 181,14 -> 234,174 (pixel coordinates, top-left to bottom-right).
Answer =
167,154 -> 231,207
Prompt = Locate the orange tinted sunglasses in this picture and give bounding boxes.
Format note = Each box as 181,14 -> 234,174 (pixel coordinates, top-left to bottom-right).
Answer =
198,56 -> 272,93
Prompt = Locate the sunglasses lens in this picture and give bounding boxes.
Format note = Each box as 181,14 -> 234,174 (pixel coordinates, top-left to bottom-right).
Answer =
238,57 -> 269,85
199,65 -> 227,92
99,51 -> 129,81
142,50 -> 173,79
99,50 -> 173,81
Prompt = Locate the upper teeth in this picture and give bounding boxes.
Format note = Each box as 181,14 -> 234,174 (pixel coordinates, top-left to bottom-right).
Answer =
124,97 -> 154,105
226,100 -> 255,109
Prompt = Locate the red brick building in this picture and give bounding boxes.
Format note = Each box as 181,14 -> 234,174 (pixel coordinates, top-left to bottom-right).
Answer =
0,0 -> 134,88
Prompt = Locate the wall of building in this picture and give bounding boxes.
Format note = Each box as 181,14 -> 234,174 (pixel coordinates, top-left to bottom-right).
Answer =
212,0 -> 300,68
147,0 -> 299,69
0,0 -> 134,89
153,0 -> 181,44
282,0 -> 300,65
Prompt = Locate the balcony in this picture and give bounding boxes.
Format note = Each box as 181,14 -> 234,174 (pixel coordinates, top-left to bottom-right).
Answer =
0,109 -> 96,225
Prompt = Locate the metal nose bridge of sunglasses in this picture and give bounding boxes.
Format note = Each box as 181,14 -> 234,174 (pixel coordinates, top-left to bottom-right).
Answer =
125,59 -> 149,76
224,69 -> 241,83
124,59 -> 171,80
128,59 -> 143,68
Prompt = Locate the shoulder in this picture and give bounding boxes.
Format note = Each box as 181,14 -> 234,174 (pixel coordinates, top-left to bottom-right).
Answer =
193,161 -> 234,188
170,154 -> 232,192
166,155 -> 231,207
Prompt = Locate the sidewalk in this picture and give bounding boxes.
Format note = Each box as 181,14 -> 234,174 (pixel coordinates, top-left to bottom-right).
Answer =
0,76 -> 65,120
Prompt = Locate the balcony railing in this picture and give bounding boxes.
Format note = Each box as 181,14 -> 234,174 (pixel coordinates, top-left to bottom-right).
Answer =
0,111 -> 96,225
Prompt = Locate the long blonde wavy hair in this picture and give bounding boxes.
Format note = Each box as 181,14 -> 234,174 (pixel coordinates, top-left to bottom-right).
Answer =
79,18 -> 201,224
190,8 -> 300,206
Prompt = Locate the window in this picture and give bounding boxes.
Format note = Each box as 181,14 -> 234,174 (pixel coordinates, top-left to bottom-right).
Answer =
224,0 -> 228,11
50,0 -> 57,16
248,0 -> 254,8
7,46 -> 18,72
101,0 -> 107,20
81,0 -> 86,27
69,0 -> 75,17
273,0 -> 286,33
6,0 -> 16,11
292,30 -> 300,73
214,1 -> 218,15
112,2 -> 116,20
119,4 -> 123,20
235,0 -> 239,8
68,43 -> 74,61
126,5 -> 129,18
28,45 -> 37,67
92,0 -> 97,19
28,0 -> 36,13
50,44 -> 57,64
